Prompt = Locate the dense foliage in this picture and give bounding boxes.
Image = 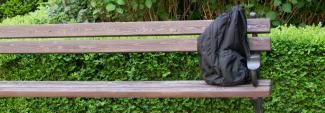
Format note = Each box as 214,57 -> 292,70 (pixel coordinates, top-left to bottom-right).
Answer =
48,0 -> 324,26
0,0 -> 45,20
0,9 -> 324,112
0,6 -> 49,25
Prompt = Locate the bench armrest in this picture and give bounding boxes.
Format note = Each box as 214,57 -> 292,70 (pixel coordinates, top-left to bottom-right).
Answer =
247,52 -> 261,87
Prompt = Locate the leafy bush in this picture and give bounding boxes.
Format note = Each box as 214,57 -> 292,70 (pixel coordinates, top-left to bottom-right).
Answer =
48,0 -> 325,26
263,25 -> 325,112
0,12 -> 324,112
1,6 -> 49,25
0,0 -> 45,20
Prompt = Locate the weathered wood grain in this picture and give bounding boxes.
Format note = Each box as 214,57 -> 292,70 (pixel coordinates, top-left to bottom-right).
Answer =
0,80 -> 271,97
0,19 -> 270,38
0,37 -> 270,53
248,37 -> 271,51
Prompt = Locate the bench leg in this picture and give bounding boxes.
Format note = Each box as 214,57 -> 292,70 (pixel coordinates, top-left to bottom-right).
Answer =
252,97 -> 263,113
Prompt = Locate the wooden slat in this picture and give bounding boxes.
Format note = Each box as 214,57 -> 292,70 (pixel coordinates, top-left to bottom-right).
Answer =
0,19 -> 270,38
0,80 -> 271,97
248,37 -> 271,51
0,37 -> 270,54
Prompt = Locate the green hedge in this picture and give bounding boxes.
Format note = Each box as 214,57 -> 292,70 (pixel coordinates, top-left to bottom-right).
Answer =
0,10 -> 325,113
0,6 -> 49,25
0,0 -> 44,21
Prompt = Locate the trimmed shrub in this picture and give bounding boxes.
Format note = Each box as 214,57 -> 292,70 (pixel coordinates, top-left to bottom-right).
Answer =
1,6 -> 49,25
0,0 -> 45,20
262,25 -> 325,112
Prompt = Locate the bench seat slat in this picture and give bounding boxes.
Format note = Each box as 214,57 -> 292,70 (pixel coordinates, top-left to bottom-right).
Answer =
0,80 -> 271,97
0,19 -> 270,38
0,37 -> 270,54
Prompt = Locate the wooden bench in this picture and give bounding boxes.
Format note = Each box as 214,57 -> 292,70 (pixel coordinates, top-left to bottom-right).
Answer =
0,13 -> 271,113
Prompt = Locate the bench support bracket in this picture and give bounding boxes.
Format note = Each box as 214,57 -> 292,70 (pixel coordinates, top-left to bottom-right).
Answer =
252,97 -> 263,113
247,52 -> 261,86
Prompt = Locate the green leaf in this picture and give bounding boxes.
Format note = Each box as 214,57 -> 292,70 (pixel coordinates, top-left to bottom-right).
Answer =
145,0 -> 153,8
272,20 -> 281,26
116,0 -> 125,5
139,4 -> 144,9
162,72 -> 171,77
266,11 -> 277,20
131,1 -> 138,10
297,1 -> 305,8
105,3 -> 116,12
116,8 -> 124,14
90,1 -> 97,7
273,0 -> 282,6
289,0 -> 298,4
158,9 -> 169,20
282,3 -> 292,13
244,3 -> 254,9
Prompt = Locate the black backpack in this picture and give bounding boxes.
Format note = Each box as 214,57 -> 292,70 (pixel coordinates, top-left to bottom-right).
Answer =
197,5 -> 251,86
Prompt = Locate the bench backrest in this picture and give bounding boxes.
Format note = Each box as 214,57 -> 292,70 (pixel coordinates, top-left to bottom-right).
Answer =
0,19 -> 271,54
